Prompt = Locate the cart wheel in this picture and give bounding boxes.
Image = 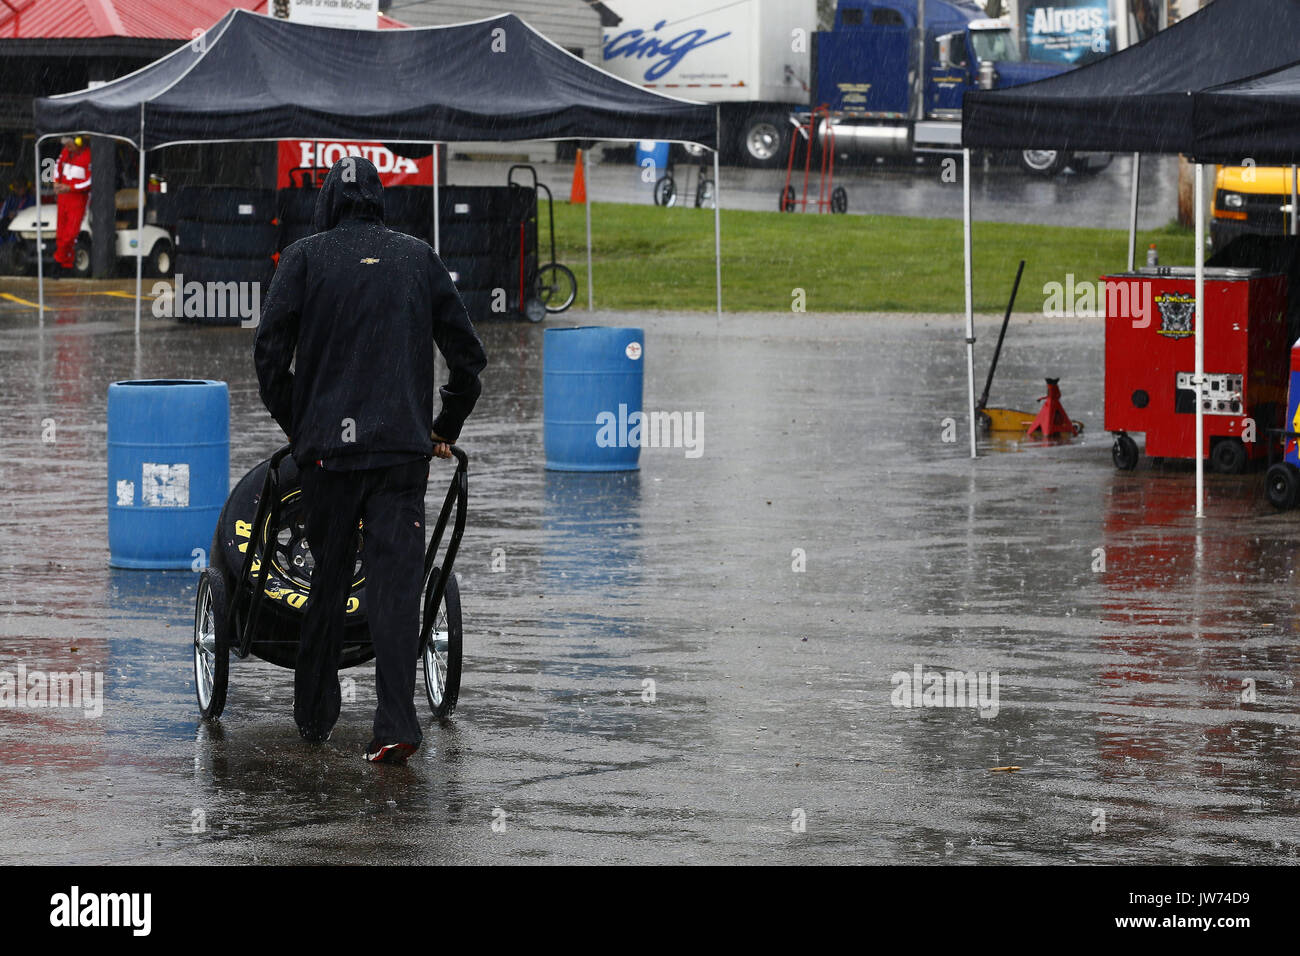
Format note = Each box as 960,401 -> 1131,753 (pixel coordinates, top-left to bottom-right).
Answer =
695,178 -> 715,209
779,186 -> 797,212
654,175 -> 676,207
830,186 -> 848,214
1266,462 -> 1300,510
422,568 -> 463,719
194,567 -> 231,720
1112,433 -> 1138,471
538,262 -> 577,313
1071,420 -> 1085,436
1210,437 -> 1247,475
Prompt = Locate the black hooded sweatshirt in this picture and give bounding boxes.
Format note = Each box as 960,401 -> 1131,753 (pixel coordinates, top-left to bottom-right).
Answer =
254,156 -> 486,467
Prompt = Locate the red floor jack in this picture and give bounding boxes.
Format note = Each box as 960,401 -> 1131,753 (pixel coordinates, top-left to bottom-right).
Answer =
779,105 -> 847,214
1025,378 -> 1083,438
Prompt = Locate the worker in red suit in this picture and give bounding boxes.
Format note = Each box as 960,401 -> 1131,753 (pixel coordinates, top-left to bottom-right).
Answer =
52,135 -> 91,271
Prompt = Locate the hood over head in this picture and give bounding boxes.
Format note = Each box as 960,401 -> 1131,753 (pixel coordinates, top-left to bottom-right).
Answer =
313,155 -> 385,232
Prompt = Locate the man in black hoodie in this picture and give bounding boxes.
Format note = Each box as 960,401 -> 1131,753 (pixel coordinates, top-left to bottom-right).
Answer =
255,156 -> 486,763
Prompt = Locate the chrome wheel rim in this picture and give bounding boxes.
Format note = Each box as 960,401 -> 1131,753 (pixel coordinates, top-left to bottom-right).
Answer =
1022,150 -> 1059,171
747,122 -> 781,162
194,579 -> 215,710
423,604 -> 449,708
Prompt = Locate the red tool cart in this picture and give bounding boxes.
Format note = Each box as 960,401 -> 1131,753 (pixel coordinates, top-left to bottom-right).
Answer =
1104,266 -> 1289,473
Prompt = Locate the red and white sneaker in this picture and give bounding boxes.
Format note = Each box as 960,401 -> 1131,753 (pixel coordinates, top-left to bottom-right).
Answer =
365,739 -> 418,764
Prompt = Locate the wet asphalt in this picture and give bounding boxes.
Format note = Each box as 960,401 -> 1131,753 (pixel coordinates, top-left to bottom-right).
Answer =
1,293 -> 1298,865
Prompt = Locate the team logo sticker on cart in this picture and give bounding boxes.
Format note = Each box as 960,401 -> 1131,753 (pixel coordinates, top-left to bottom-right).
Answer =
1155,292 -> 1196,337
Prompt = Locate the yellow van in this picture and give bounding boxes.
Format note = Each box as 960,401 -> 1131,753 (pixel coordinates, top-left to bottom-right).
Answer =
1212,164 -> 1297,248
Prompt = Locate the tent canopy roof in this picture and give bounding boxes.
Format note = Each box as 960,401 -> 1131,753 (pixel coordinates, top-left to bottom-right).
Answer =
962,0 -> 1300,156
1194,59 -> 1300,165
34,8 -> 716,150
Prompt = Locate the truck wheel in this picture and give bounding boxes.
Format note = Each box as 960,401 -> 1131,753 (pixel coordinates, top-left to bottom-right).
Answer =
1019,149 -> 1070,176
738,111 -> 789,168
1266,463 -> 1300,509
1210,437 -> 1247,475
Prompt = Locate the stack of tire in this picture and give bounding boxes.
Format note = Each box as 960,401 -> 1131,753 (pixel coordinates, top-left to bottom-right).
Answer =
437,185 -> 535,321
276,185 -> 317,251
174,186 -> 277,325
383,186 -> 432,243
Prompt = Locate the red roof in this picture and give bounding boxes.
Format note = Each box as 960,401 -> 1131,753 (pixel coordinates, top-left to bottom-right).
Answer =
0,1 -> 406,39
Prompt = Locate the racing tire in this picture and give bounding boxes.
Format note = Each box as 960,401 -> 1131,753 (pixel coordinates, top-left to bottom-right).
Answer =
175,186 -> 276,224
177,219 -> 277,258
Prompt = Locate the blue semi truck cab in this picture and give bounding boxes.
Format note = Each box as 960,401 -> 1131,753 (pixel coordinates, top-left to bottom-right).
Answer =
811,0 -> 1107,174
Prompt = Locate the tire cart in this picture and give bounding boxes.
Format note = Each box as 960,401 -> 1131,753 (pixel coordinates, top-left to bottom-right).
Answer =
507,165 -> 577,322
779,105 -> 847,214
193,443 -> 469,720
652,149 -> 716,209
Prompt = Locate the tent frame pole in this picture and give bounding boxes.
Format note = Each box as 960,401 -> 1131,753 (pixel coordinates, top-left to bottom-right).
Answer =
134,107 -> 145,338
585,144 -> 593,311
35,136 -> 45,326
432,142 -> 440,255
963,147 -> 976,460
713,141 -> 722,318
1195,162 -> 1205,518
1291,165 -> 1297,237
1127,152 -> 1141,272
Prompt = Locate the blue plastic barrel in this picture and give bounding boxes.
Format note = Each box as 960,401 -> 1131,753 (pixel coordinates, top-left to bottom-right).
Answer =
544,327 -> 644,471
634,141 -> 670,181
107,379 -> 229,569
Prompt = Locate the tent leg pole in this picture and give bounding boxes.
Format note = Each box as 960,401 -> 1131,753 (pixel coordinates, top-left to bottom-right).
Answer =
135,144 -> 145,338
713,147 -> 722,318
35,140 -> 44,327
963,148 -> 976,461
1291,165 -> 1297,237
585,145 -> 593,311
1127,152 -> 1140,272
1195,162 -> 1205,519
432,142 -> 440,255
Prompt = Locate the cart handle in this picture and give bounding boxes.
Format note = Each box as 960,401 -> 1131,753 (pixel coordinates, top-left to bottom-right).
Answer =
418,445 -> 469,658
236,443 -> 294,656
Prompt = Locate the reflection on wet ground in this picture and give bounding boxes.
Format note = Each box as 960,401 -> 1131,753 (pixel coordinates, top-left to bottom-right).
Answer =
0,299 -> 1297,863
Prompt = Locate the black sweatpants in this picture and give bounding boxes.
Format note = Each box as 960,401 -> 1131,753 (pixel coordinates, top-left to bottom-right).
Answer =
296,458 -> 429,747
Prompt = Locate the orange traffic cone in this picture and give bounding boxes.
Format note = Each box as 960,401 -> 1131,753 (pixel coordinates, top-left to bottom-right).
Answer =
570,148 -> 587,204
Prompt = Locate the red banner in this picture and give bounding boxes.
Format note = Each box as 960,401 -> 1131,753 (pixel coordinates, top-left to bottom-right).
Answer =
277,140 -> 434,188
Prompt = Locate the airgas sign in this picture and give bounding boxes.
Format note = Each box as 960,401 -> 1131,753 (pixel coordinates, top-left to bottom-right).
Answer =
1024,1 -> 1113,65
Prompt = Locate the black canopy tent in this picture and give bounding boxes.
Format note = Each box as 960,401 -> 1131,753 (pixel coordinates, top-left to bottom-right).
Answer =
1195,60 -> 1300,164
962,0 -> 1300,155
959,0 -> 1300,515
32,8 -> 722,327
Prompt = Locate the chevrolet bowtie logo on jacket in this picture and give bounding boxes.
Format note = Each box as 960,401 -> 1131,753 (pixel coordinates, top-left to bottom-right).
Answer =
360,257 -> 380,265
